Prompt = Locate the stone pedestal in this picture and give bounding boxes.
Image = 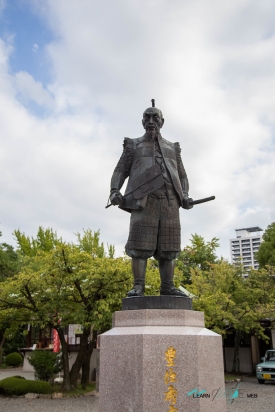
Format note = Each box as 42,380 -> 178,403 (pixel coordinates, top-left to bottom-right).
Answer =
122,296 -> 192,310
99,309 -> 226,412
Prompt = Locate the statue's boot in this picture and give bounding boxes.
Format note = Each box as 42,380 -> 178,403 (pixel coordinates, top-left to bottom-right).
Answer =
159,259 -> 188,297
127,258 -> 147,297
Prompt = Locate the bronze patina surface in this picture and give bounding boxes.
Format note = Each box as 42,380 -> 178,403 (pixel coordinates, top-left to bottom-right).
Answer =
108,100 -> 214,298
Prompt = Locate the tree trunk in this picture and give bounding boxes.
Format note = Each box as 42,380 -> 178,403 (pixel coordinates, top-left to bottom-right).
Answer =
80,344 -> 93,389
69,327 -> 90,388
232,329 -> 241,373
56,327 -> 71,391
81,329 -> 97,389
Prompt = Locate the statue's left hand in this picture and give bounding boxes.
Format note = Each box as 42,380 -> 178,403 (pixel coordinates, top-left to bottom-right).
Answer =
182,196 -> 193,210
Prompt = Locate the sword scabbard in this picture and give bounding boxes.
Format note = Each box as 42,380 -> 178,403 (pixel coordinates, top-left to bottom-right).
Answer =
189,196 -> 215,206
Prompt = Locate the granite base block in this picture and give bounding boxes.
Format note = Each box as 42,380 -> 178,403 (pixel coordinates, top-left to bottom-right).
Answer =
99,309 -> 226,412
122,295 -> 192,310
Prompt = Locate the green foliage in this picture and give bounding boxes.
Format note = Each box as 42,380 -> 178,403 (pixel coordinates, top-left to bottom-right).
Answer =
0,377 -> 51,396
144,259 -> 160,295
2,326 -> 26,356
189,261 -> 275,338
75,228 -> 115,258
0,227 -> 132,390
5,352 -> 23,367
0,232 -> 19,281
257,223 -> 275,268
13,227 -> 62,257
76,228 -> 105,257
28,351 -> 63,381
177,234 -> 219,284
107,244 -> 115,259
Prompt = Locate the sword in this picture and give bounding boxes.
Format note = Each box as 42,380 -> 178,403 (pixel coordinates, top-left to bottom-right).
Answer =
105,165 -> 163,208
188,196 -> 215,206
106,193 -> 215,209
105,177 -> 159,209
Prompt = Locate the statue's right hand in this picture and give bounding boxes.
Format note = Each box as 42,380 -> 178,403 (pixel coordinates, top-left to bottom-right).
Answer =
110,190 -> 123,206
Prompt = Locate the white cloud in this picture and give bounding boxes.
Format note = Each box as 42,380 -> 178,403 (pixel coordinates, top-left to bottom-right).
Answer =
0,0 -> 275,261
14,71 -> 54,107
32,43 -> 39,52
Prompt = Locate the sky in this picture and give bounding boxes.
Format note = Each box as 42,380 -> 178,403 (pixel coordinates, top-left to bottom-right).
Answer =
0,0 -> 275,260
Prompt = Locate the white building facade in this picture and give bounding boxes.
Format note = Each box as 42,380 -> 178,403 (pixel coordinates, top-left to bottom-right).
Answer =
230,226 -> 263,273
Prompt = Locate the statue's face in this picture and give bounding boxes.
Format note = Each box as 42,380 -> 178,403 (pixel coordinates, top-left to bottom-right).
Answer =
142,108 -> 164,134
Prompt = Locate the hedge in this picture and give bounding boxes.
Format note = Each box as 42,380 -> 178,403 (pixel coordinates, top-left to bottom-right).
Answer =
5,352 -> 23,367
28,350 -> 62,381
0,377 -> 51,396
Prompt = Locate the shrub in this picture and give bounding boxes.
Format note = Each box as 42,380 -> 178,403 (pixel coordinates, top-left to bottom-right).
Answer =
5,352 -> 23,367
28,351 -> 63,381
0,377 -> 51,396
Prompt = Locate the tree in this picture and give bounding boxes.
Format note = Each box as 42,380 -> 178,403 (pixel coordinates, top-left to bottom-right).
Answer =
13,227 -> 62,257
0,233 -> 19,281
0,233 -> 20,362
177,234 -> 219,284
75,228 -> 115,258
257,223 -> 275,268
0,229 -> 133,390
0,226 -> 179,384
12,226 -> 118,387
188,261 -> 275,372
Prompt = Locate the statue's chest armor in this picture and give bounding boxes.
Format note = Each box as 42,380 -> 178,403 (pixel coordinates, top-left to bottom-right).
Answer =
131,142 -> 154,177
122,137 -> 184,210
133,141 -> 154,160
131,141 -> 176,175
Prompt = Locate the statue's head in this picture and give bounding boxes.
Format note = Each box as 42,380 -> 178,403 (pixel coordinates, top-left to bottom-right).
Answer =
142,100 -> 165,135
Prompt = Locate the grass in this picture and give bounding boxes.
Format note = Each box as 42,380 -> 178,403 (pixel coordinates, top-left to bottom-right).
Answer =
225,373 -> 243,381
50,383 -> 96,396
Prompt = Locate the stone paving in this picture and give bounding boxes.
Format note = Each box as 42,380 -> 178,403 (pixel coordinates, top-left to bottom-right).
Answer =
0,370 -> 274,411
0,396 -> 99,411
226,377 -> 275,412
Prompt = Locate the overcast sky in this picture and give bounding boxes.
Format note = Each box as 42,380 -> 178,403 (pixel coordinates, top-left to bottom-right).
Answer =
0,0 -> 275,259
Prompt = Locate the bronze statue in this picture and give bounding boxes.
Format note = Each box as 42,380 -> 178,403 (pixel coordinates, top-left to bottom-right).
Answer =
107,100 -> 214,297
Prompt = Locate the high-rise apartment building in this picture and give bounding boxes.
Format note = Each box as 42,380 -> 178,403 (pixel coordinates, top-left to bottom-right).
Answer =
230,227 -> 263,273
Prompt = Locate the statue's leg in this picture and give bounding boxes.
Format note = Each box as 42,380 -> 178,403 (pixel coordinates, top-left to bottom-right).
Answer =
127,258 -> 147,297
159,259 -> 187,296
156,191 -> 187,296
125,196 -> 158,298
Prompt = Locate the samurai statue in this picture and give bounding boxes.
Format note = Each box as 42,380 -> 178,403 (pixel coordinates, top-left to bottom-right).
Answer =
109,100 -> 193,297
